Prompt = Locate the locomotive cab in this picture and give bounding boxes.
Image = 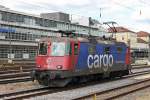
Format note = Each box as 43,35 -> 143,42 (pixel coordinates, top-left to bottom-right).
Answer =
31,37 -> 80,86
36,38 -> 79,71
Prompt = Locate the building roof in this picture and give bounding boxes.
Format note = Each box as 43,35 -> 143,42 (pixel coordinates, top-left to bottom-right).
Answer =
137,38 -> 147,44
108,27 -> 135,33
137,31 -> 150,37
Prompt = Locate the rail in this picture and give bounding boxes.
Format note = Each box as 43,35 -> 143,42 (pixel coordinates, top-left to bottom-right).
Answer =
73,76 -> 150,100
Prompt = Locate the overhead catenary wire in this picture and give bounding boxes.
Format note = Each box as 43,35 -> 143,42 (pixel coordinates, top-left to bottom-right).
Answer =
138,0 -> 150,6
112,1 -> 136,11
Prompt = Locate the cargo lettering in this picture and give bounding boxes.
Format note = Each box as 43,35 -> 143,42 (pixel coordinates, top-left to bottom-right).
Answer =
87,54 -> 113,69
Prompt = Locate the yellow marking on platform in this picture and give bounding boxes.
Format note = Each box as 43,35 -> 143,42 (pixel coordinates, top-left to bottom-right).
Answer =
93,94 -> 96,100
134,74 -> 150,80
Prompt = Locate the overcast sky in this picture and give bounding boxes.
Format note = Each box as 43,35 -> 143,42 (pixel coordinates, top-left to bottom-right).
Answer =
0,0 -> 150,32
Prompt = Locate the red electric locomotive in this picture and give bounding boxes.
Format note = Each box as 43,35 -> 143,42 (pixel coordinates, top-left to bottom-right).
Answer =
31,31 -> 131,87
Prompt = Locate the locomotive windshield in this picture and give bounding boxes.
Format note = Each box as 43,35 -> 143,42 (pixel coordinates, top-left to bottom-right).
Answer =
51,42 -> 66,56
51,42 -> 71,56
39,42 -> 47,55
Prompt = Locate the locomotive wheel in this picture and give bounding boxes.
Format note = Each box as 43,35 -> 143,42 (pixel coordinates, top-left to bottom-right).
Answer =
38,75 -> 50,86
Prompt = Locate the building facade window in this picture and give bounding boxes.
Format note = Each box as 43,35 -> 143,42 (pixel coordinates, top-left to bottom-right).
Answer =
1,12 -> 24,23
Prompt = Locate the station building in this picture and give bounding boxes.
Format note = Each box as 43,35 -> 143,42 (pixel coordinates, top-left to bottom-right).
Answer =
0,5 -> 104,62
136,31 -> 150,58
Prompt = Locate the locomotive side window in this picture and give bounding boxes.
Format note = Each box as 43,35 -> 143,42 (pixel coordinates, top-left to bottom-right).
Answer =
88,44 -> 96,54
74,44 -> 78,55
117,47 -> 122,53
39,43 -> 47,55
104,47 -> 110,54
69,43 -> 72,55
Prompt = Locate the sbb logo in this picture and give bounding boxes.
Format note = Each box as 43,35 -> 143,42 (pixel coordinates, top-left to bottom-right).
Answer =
46,58 -> 52,64
87,54 -> 113,71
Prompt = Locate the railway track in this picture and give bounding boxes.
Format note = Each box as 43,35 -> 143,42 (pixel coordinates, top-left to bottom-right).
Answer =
1,70 -> 150,100
0,77 -> 31,84
73,76 -> 150,100
0,65 -> 34,71
132,65 -> 150,69
0,69 -> 32,74
0,72 -> 31,84
0,72 -> 30,79
0,86 -> 58,100
0,67 -> 149,84
104,79 -> 150,100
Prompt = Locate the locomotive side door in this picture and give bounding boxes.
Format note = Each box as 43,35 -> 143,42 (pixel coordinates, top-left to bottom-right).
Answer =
70,41 -> 79,69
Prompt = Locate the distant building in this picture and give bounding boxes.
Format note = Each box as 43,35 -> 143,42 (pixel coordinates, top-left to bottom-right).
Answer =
71,15 -> 101,28
0,5 -> 9,10
108,27 -> 137,48
135,31 -> 150,58
137,38 -> 147,44
108,27 -> 150,58
137,31 -> 150,43
108,27 -> 149,59
40,12 -> 70,22
71,15 -> 89,26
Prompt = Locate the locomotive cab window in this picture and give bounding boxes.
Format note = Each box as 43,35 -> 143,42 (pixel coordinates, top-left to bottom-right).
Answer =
74,43 -> 78,55
66,42 -> 71,55
104,47 -> 110,54
39,42 -> 47,55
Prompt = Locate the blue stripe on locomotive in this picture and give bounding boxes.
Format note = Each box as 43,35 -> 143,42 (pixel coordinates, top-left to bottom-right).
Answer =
76,42 -> 127,69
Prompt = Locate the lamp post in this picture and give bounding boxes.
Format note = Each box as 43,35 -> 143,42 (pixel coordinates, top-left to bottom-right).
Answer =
148,35 -> 150,65
7,13 -> 12,63
8,26 -> 12,63
89,17 -> 92,36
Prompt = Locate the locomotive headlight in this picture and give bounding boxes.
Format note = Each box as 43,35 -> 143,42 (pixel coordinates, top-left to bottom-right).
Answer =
37,65 -> 41,68
56,65 -> 63,69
